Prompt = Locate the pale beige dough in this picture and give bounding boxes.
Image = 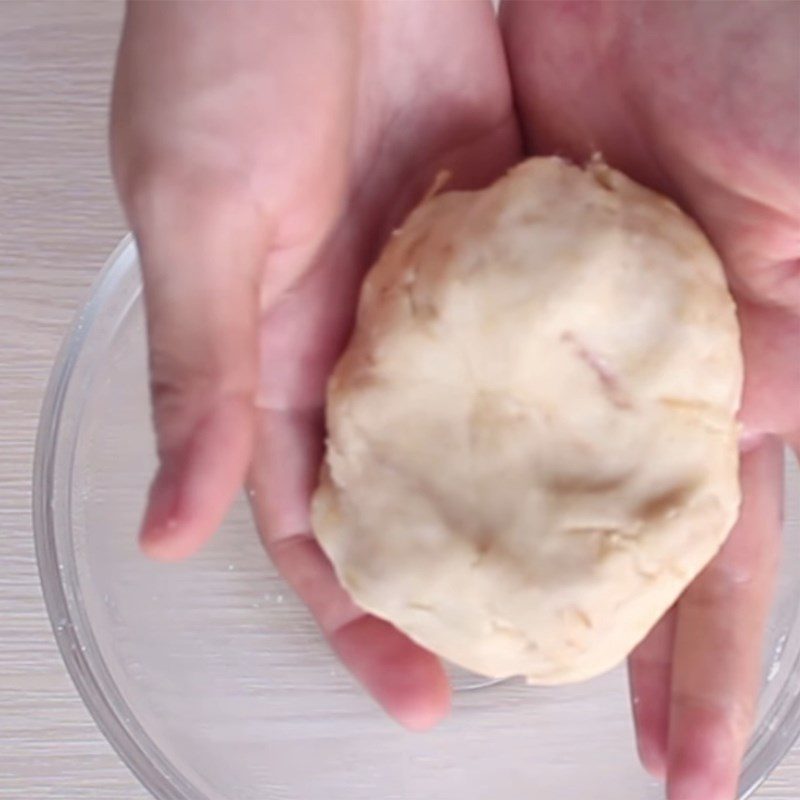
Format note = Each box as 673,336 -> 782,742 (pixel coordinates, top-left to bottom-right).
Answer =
312,157 -> 743,684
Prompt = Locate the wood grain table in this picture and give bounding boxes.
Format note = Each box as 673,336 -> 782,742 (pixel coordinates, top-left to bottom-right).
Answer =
0,2 -> 798,799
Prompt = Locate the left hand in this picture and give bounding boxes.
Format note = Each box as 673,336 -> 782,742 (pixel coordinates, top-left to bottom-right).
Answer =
501,2 -> 800,798
112,0 -> 521,731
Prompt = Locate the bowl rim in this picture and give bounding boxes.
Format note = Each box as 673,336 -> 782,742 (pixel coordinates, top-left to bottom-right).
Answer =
32,235 -> 800,800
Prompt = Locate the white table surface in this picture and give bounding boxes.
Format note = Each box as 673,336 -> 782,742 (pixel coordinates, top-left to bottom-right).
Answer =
0,2 -> 798,799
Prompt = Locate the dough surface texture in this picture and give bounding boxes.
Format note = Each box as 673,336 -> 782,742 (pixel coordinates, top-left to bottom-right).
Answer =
312,157 -> 742,684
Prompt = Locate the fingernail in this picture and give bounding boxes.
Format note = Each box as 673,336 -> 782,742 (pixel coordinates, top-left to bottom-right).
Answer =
667,734 -> 738,800
668,775 -> 731,800
738,428 -> 766,454
138,463 -> 182,559
638,739 -> 667,781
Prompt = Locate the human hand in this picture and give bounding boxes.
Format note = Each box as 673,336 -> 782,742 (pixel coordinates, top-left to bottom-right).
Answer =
501,1 -> 800,797
111,0 -> 520,730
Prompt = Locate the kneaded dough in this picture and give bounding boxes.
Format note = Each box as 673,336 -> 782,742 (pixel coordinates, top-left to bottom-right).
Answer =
312,157 -> 743,684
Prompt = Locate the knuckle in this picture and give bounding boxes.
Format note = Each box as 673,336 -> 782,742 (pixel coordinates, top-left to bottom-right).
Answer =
684,550 -> 776,611
147,350 -> 216,452
115,148 -> 259,237
673,691 -> 754,739
682,572 -> 749,612
147,343 -> 253,457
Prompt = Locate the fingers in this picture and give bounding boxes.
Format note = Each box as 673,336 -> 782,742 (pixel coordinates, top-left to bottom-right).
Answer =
244,233 -> 449,729
268,528 -> 451,731
130,189 -> 268,561
249,404 -> 451,730
248,250 -> 452,730
628,607 -> 678,779
666,438 -> 783,800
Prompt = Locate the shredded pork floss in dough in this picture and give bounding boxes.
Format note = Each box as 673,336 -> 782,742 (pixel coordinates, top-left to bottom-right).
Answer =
312,156 -> 743,685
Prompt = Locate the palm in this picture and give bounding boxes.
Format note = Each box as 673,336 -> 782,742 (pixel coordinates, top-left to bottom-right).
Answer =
248,1 -> 520,727
502,2 -> 799,797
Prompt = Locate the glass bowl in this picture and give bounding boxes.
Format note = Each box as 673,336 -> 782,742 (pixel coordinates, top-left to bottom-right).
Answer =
34,236 -> 800,800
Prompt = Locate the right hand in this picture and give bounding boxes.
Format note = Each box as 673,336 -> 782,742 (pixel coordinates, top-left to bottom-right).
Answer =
111,0 -> 520,729
500,3 -> 800,797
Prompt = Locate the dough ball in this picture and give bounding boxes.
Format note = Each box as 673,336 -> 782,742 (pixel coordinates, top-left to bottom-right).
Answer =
312,157 -> 742,684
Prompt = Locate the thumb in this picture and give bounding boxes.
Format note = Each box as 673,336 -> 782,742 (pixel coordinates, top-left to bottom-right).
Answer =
131,187 -> 268,561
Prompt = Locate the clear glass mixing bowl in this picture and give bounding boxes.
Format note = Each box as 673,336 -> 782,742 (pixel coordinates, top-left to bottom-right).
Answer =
34,236 -> 800,800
